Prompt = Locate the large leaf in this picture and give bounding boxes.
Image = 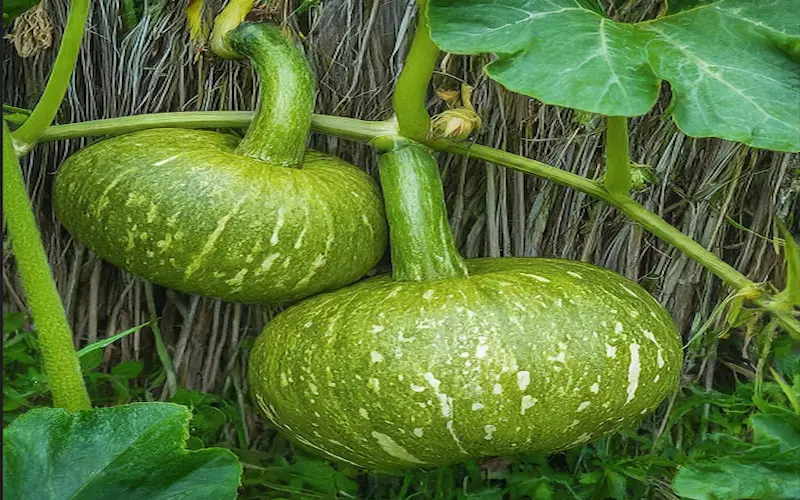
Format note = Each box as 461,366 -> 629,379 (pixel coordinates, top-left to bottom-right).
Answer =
3,403 -> 242,499
672,413 -> 800,499
428,0 -> 800,152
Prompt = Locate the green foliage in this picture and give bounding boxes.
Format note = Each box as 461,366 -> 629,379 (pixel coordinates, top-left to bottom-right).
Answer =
427,0 -> 800,152
2,403 -> 242,499
672,412 -> 800,499
2,0 -> 37,26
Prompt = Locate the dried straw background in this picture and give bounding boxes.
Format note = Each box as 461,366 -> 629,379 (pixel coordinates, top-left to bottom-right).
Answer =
4,0 -> 799,453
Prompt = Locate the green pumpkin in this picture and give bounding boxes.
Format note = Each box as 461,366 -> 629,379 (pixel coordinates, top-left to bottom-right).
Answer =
249,139 -> 682,469
52,24 -> 387,304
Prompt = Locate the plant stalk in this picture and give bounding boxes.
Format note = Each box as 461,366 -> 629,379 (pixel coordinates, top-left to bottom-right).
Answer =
226,23 -> 315,167
604,116 -> 631,197
35,112 -> 768,296
376,137 -> 468,281
393,0 -> 440,140
11,0 -> 91,154
2,121 -> 91,411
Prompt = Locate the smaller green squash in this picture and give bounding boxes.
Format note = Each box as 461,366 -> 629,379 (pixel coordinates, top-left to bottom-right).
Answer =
249,139 -> 682,469
53,23 -> 387,304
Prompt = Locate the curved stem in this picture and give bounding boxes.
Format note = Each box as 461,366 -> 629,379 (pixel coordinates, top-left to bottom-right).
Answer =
393,0 -> 440,140
604,116 -> 631,197
34,112 -> 757,292
11,0 -> 91,154
226,23 -> 315,167
2,121 -> 91,411
377,137 -> 468,281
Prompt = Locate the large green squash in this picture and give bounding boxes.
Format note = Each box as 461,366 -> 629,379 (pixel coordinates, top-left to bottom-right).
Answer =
53,24 -> 387,304
249,139 -> 682,469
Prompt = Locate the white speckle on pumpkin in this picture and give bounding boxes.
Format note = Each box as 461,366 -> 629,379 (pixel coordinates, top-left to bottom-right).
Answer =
280,373 -> 289,387
517,371 -> 531,390
371,432 -> 424,463
620,285 -> 639,298
410,384 -> 426,392
522,273 -> 551,282
308,383 -> 319,395
370,351 -> 384,363
567,433 -> 592,447
513,302 -> 527,311
413,428 -> 424,437
368,378 -> 380,393
472,403 -> 485,411
547,351 -> 566,364
555,298 -> 563,307
567,271 -> 583,279
493,383 -> 503,394
359,408 -> 369,419
626,343 -> 641,404
446,420 -> 469,454
605,344 -> 617,358
653,374 -> 660,383
438,394 -> 453,418
641,408 -> 649,414
576,401 -> 591,412
371,325 -> 385,333
270,207 -> 286,245
475,343 -> 489,359
520,395 -> 538,415
484,424 -> 497,440
153,154 -> 180,166
657,350 -> 665,368
423,289 -> 435,300
615,322 -> 624,334
590,383 -> 600,393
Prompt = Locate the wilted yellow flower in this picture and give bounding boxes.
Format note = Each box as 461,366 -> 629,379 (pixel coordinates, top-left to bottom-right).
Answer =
431,108 -> 482,140
7,3 -> 53,58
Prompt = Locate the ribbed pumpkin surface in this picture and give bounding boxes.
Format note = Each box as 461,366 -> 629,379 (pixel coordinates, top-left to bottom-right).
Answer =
53,128 -> 387,304
249,258 -> 682,468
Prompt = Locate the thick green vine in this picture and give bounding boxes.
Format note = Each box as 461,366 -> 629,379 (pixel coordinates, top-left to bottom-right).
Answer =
11,0 -> 91,155
2,121 -> 91,411
393,0 -> 439,140
604,116 -> 632,197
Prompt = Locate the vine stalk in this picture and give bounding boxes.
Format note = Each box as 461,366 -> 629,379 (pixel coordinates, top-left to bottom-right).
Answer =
393,0 -> 440,140
2,121 -> 91,411
11,0 -> 91,154
604,116 -> 631,197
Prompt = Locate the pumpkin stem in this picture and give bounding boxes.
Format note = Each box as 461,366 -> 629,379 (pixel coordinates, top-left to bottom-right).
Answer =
376,137 -> 468,281
226,23 -> 314,168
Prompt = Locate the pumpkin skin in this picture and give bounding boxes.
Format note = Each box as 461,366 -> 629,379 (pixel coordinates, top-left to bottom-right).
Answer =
53,128 -> 387,304
249,257 -> 682,469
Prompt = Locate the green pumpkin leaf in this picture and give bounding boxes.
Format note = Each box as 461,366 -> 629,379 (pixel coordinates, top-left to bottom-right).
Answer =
2,0 -> 38,26
751,413 -> 800,452
672,414 -> 800,499
672,444 -> 800,499
427,0 -> 800,152
2,403 -> 242,499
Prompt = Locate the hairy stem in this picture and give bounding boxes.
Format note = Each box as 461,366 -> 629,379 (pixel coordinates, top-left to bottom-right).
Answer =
393,0 -> 440,140
12,0 -> 91,154
604,116 -> 631,197
36,112 -> 759,293
2,121 -> 91,411
376,137 -> 468,281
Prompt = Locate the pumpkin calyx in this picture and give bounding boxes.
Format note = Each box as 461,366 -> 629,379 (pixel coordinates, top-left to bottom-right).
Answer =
378,137 -> 468,282
225,22 -> 314,168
